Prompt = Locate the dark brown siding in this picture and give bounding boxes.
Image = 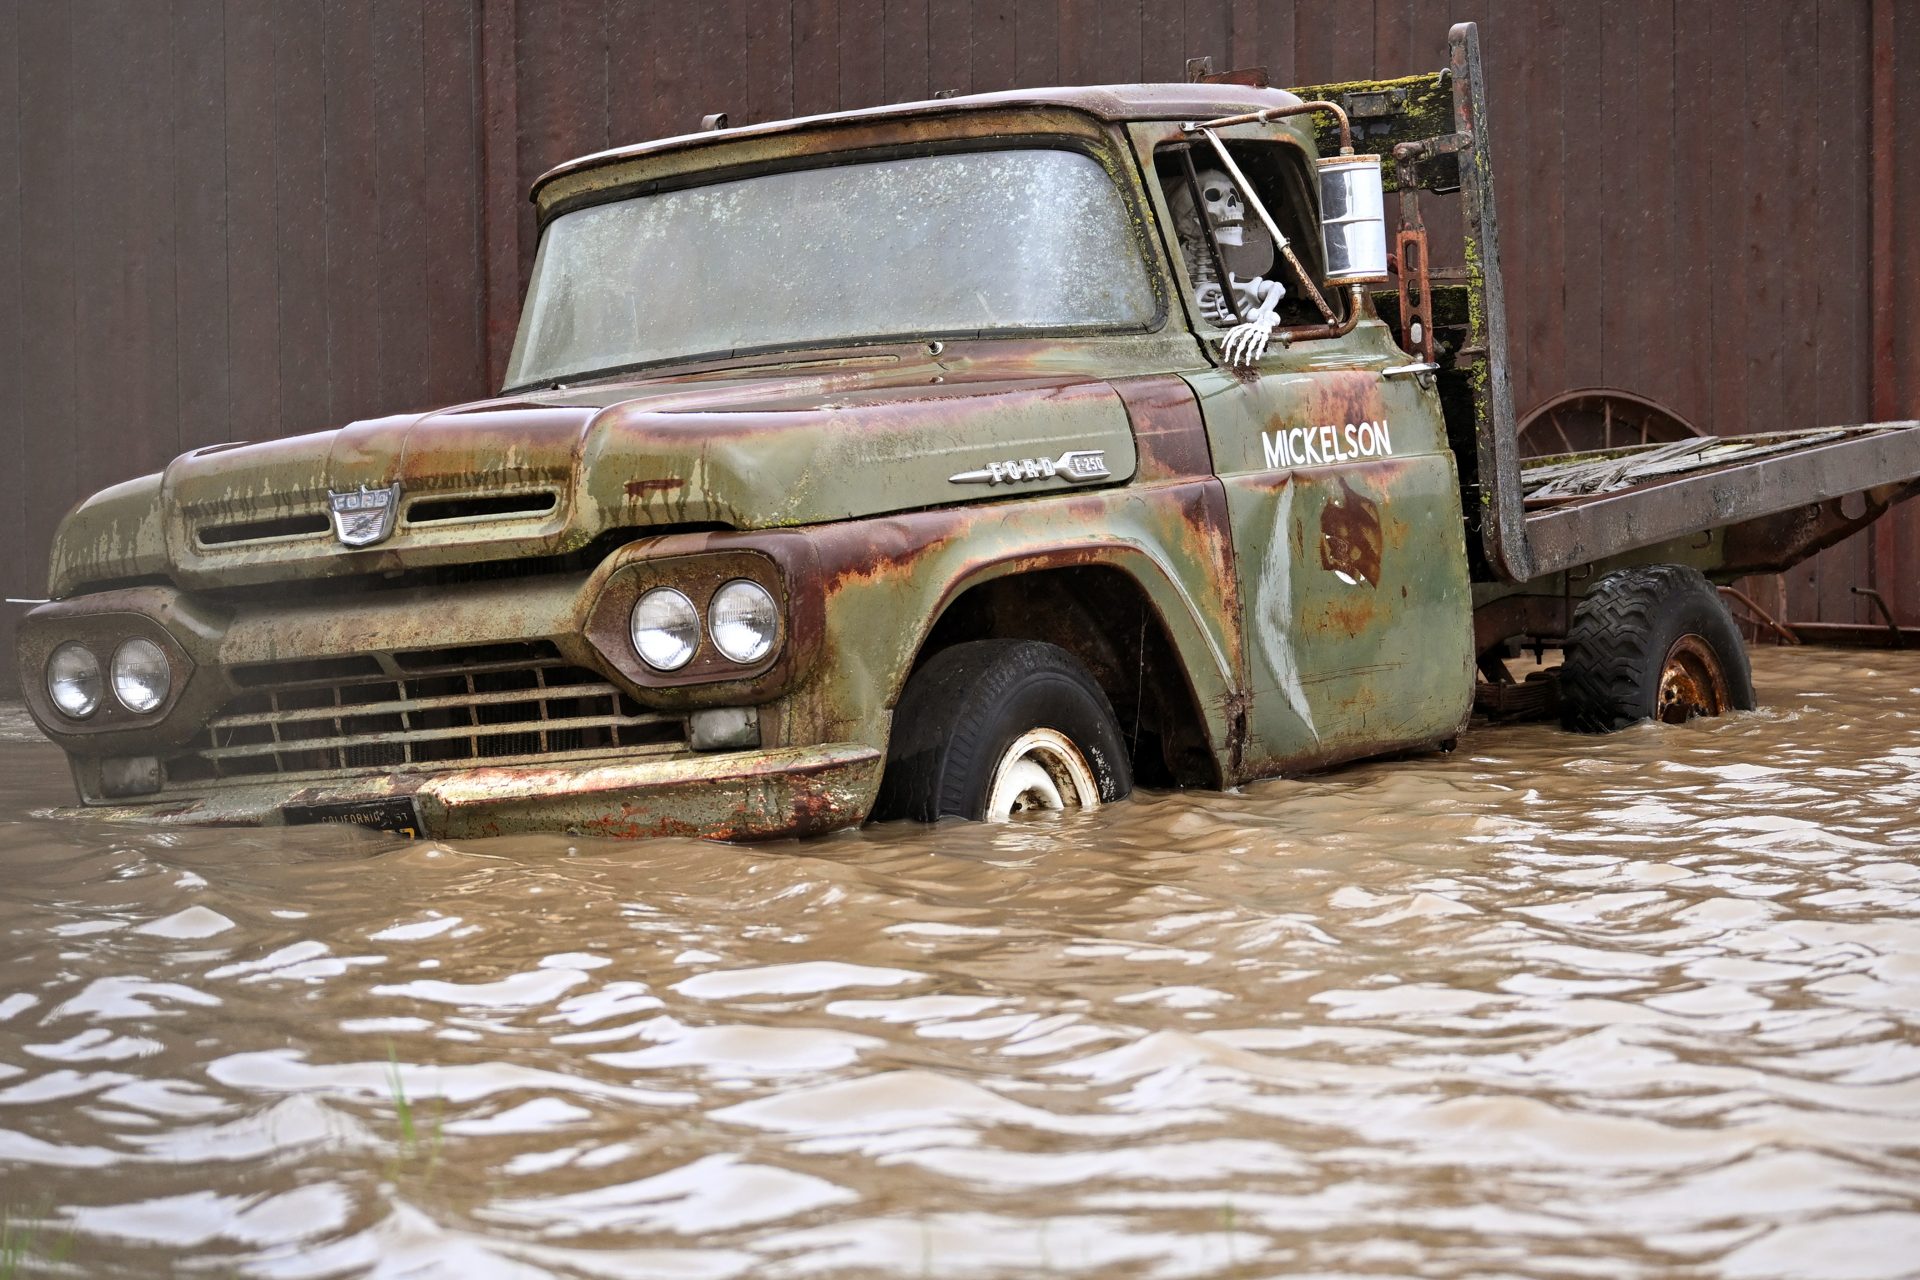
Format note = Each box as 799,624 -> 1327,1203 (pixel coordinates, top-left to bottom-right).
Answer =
4,0 -> 1918,691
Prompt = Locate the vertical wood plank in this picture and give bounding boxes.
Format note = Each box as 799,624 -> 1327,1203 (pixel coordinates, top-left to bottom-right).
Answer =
1815,0 -> 1872,431
746,0 -> 796,123
886,0 -> 931,100
174,1 -> 230,454
225,0 -> 281,432
1893,0 -> 1920,619
323,0 -> 382,425
1227,0 -> 1259,74
1704,0 -> 1746,453
479,0 -> 521,387
793,0 -> 841,115
1180,0 -> 1231,79
1295,0 -> 1370,82
1779,0 -> 1821,434
521,0 -> 607,197
647,0 -> 702,135
0,1 -> 23,646
1055,0 -> 1088,84
66,2 -> 114,492
1618,0 -> 1674,409
1291,0 -> 1332,83
1014,0 -> 1057,87
607,1 -> 654,141
422,0 -> 487,401
1556,0 -> 1604,392
698,0 -> 752,123
131,1 -> 181,480
274,0 -> 330,433
1139,0 -> 1185,84
929,0 -> 973,92
841,0 -> 886,105
65,0 -> 114,493
373,0 -> 431,414
970,0 -> 1016,93
1668,0 -> 1713,429
1740,4 -> 1786,438
1394,2 -> 1461,280
16,2 -> 74,603
1091,0 -> 1143,83
71,1 -> 179,494
1371,0 -> 1414,82
1259,0 -> 1296,88
1903,2 -> 1920,418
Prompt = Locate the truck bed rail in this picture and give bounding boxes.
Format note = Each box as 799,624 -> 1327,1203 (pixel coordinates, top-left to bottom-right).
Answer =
1522,421 -> 1920,579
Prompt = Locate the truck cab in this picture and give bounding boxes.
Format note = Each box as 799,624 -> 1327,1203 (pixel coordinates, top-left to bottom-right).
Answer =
18,25 -> 1917,838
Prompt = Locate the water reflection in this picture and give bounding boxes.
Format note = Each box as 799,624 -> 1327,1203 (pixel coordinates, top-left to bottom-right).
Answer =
1,649 -> 1918,1277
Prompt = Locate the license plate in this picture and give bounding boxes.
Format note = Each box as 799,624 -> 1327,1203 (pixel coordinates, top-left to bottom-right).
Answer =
282,796 -> 422,838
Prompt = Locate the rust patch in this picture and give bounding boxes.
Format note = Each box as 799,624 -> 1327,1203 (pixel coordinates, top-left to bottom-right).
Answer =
1303,371 -> 1388,439
1319,480 -> 1383,587
1113,376 -> 1213,481
625,478 -> 683,498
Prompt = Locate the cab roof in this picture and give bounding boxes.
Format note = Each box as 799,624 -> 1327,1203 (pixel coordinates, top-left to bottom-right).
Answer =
532,81 -> 1307,199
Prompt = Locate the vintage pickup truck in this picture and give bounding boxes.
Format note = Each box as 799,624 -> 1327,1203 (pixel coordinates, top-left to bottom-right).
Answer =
16,24 -> 1920,838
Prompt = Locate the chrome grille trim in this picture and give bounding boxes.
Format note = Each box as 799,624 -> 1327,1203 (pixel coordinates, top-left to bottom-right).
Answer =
167,643 -> 684,785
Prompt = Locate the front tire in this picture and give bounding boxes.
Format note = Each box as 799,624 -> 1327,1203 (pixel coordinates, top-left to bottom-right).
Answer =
873,640 -> 1132,822
1560,564 -> 1756,733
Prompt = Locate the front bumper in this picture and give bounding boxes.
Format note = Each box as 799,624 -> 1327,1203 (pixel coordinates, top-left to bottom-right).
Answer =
61,742 -> 885,841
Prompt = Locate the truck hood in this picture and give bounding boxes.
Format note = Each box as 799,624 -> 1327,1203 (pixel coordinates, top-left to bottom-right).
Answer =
49,365 -> 1138,595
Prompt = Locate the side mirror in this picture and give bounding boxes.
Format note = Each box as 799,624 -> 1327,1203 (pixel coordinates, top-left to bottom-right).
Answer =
1319,155 -> 1389,284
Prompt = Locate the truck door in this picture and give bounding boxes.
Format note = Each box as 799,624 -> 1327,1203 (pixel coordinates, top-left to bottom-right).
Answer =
1135,124 -> 1475,777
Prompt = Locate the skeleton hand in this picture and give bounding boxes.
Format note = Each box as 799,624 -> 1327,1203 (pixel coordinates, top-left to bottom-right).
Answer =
1220,314 -> 1278,367
1217,273 -> 1285,366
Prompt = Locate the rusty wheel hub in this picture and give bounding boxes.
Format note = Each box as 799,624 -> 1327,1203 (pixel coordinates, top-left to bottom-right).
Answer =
985,729 -> 1101,821
1656,634 -> 1732,724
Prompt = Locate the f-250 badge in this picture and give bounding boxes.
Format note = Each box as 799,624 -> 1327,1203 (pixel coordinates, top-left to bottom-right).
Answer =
327,483 -> 402,547
949,449 -> 1110,487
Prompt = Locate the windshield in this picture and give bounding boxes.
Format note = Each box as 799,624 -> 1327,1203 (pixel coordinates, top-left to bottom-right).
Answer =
504,148 -> 1159,388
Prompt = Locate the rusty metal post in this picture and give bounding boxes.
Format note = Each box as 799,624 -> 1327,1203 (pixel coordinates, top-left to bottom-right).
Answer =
1448,22 -> 1532,583
1393,146 -> 1434,364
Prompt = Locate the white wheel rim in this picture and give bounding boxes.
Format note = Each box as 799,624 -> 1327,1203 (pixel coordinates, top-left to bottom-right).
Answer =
984,729 -> 1101,821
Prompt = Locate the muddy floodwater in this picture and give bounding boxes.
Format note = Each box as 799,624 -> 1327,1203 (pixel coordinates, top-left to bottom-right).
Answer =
2,646 -> 1919,1279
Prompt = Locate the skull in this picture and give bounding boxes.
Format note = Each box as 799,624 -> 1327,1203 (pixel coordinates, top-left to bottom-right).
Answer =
1197,169 -> 1245,247
1169,166 -> 1247,250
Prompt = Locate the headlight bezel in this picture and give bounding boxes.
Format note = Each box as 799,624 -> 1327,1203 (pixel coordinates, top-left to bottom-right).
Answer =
585,546 -> 793,693
20,608 -> 194,735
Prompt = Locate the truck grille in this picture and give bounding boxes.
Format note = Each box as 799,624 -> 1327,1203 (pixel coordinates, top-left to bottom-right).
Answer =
167,641 -> 683,784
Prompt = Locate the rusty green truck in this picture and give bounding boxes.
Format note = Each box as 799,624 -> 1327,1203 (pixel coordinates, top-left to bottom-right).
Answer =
17,25 -> 1920,839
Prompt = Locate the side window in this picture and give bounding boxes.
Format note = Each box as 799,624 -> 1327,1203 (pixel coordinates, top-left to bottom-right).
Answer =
1154,141 -> 1332,331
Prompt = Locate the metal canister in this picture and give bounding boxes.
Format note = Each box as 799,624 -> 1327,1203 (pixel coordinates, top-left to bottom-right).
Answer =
1318,154 -> 1389,284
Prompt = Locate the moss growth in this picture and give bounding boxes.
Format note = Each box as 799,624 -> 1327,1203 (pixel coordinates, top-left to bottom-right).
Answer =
1283,71 -> 1454,189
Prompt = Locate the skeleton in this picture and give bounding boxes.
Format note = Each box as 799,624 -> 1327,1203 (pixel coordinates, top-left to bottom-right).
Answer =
1169,166 -> 1287,367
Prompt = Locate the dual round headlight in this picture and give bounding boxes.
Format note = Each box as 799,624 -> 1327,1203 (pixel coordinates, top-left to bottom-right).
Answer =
628,580 -> 778,672
45,638 -> 173,719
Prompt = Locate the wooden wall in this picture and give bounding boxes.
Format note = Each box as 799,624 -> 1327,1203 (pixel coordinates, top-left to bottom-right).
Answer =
3,0 -> 1917,693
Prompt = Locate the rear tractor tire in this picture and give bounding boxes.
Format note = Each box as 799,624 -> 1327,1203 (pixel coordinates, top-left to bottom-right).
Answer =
1560,564 -> 1755,733
873,640 -> 1133,823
